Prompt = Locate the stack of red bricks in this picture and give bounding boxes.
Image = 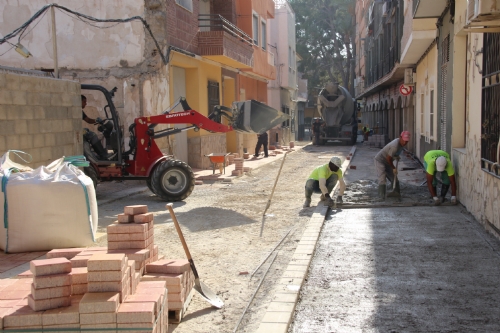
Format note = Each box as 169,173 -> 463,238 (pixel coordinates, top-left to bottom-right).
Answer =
232,158 -> 244,176
28,258 -> 72,312
118,280 -> 167,333
142,259 -> 195,313
107,205 -> 159,266
79,291 -> 120,331
0,204 -> 198,331
86,253 -> 130,302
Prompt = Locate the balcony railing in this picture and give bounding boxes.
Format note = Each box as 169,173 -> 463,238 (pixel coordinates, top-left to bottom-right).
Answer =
366,47 -> 398,86
198,14 -> 253,47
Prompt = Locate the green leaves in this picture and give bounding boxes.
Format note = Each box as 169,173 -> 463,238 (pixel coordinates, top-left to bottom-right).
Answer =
290,0 -> 354,94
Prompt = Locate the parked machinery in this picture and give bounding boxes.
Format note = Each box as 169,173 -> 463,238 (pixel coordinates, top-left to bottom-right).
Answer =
81,85 -> 289,201
316,82 -> 357,145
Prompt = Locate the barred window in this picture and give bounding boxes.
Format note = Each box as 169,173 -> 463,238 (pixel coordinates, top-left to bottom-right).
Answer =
481,33 -> 500,177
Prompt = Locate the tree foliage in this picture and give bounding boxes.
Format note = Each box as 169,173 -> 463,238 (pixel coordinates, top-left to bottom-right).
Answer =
290,0 -> 355,96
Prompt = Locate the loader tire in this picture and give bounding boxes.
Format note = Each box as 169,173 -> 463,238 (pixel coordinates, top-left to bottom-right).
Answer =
146,178 -> 157,195
150,159 -> 195,201
83,166 -> 99,190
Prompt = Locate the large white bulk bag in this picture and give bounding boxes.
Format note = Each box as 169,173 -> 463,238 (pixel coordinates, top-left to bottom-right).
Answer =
0,152 -> 98,253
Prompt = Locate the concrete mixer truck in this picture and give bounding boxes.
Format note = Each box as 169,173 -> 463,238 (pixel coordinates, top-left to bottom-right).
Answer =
315,82 -> 358,145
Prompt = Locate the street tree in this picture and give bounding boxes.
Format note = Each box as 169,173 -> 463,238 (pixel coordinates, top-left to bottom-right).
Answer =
290,0 -> 355,95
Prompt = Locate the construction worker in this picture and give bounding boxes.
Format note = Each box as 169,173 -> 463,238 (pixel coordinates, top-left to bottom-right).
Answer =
423,150 -> 457,205
253,131 -> 269,158
312,118 -> 322,146
82,95 -> 109,160
303,156 -> 345,208
374,131 -> 410,199
362,126 -> 370,141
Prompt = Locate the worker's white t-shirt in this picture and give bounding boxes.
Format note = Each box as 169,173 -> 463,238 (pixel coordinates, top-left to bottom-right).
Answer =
374,138 -> 404,163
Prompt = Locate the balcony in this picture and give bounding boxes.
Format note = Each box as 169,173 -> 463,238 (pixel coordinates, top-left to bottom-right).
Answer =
400,17 -> 437,66
413,0 -> 448,18
198,15 -> 254,69
240,47 -> 276,80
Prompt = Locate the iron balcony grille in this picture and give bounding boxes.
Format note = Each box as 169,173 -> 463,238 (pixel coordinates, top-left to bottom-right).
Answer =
198,14 -> 253,47
481,33 -> 500,177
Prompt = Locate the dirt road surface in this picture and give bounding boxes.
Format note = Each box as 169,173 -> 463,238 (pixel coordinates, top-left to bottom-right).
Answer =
94,142 -> 352,333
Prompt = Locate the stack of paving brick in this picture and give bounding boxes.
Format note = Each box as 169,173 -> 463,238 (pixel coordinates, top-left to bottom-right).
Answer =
87,253 -> 130,302
118,281 -> 167,333
79,291 -> 120,331
232,158 -> 244,176
107,205 -> 158,263
142,259 -> 195,319
28,258 -> 72,312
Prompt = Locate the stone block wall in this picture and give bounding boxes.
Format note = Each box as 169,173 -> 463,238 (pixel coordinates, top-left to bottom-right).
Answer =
188,133 -> 227,169
0,73 -> 82,168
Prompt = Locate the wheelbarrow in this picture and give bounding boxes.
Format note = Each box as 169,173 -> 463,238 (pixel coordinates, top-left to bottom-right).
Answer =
204,153 -> 231,174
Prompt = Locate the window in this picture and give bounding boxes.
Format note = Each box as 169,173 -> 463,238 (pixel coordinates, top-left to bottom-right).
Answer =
420,93 -> 424,135
208,81 -> 220,115
261,20 -> 267,50
282,105 -> 290,128
481,33 -> 500,176
252,14 -> 259,45
175,0 -> 193,12
429,90 -> 434,138
288,46 -> 292,70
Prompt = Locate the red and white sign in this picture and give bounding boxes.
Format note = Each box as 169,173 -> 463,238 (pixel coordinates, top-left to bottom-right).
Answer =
399,84 -> 413,96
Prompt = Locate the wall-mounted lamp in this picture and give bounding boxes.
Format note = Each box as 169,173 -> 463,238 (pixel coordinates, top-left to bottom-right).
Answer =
15,43 -> 32,58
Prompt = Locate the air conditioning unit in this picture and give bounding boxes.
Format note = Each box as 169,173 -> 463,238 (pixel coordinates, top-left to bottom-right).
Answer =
404,68 -> 415,86
467,0 -> 500,25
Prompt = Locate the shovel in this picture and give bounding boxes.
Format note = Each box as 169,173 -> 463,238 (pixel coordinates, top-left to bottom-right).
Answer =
392,159 -> 399,191
166,203 -> 224,308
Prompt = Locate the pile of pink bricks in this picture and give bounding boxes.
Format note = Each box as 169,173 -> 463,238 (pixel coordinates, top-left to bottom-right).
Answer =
0,205 -> 195,332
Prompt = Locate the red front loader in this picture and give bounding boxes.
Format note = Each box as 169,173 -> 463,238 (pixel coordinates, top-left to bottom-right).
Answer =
81,84 -> 289,201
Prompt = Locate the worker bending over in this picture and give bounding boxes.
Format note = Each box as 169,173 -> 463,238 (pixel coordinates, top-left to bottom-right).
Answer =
303,156 -> 345,208
423,150 -> 457,205
374,131 -> 410,199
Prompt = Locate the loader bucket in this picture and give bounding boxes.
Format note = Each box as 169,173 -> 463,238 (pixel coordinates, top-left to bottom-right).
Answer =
231,100 -> 291,134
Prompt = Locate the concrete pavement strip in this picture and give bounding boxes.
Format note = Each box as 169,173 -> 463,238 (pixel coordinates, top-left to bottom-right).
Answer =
255,145 -> 357,333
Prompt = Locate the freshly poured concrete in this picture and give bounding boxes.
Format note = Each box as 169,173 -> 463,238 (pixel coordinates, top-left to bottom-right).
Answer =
290,206 -> 500,332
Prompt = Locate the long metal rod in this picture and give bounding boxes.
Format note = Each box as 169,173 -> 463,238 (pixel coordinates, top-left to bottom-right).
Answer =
50,6 -> 58,78
260,152 -> 289,237
250,227 -> 293,278
233,252 -> 278,333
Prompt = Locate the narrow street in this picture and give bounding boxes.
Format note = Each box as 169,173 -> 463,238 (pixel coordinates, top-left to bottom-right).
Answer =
91,143 -> 500,332
93,143 -> 352,332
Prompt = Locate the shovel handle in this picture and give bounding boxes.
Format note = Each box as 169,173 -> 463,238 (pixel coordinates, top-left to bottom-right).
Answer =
166,203 -> 193,261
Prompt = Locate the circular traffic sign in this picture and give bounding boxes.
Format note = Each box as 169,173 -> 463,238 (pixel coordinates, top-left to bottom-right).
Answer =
399,84 -> 413,96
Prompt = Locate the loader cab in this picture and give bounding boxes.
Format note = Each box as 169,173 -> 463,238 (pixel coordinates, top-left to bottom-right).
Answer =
81,84 -> 124,166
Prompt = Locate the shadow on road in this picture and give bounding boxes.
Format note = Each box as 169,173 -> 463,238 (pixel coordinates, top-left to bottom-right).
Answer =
156,206 -> 256,232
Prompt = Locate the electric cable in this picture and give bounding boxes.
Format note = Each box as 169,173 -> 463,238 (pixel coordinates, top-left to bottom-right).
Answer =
0,4 -> 168,64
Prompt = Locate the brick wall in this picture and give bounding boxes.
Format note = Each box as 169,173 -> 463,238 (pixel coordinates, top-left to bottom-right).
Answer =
188,133 -> 227,169
213,0 -> 237,23
167,1 -> 200,53
198,31 -> 254,67
0,73 -> 82,169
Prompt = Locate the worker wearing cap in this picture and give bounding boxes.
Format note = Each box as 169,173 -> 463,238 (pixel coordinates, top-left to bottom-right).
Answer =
374,131 -> 410,199
303,156 -> 345,208
423,150 -> 457,205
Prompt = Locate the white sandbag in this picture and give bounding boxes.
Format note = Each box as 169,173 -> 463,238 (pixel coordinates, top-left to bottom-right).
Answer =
0,154 -> 98,253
